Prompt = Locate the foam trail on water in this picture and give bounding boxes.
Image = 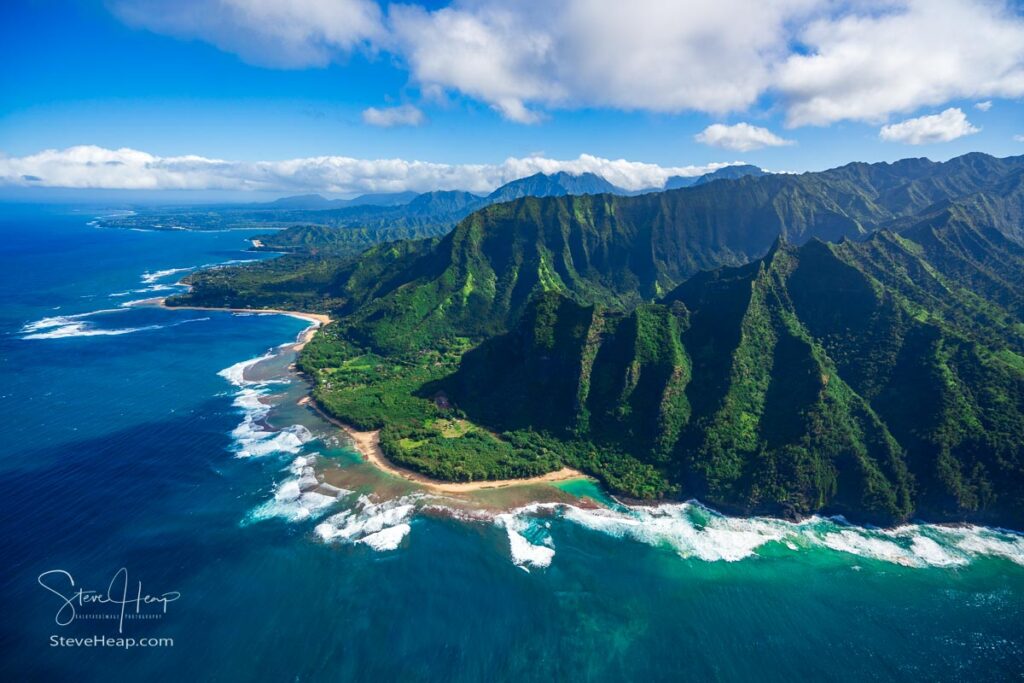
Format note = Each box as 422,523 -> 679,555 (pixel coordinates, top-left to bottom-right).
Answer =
21,308 -> 122,333
21,310 -> 208,340
496,507 -> 556,570
141,266 -> 192,284
119,297 -> 161,308
23,322 -> 163,339
315,495 -> 419,550
218,351 -> 313,458
494,501 -> 1024,570
218,353 -> 275,388
247,454 -> 349,523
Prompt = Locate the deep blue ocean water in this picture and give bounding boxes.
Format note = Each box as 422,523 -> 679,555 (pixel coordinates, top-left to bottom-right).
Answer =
1,205 -> 1022,682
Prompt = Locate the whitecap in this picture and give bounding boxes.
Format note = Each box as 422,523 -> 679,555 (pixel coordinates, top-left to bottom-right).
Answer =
118,297 -> 159,308
131,283 -> 179,295
21,308 -> 122,333
359,524 -> 412,551
247,455 -> 350,523
140,266 -> 192,284
21,312 -> 207,340
234,424 -> 313,458
218,353 -> 276,387
560,502 -> 784,562
494,501 -> 1024,570
218,350 -> 314,458
495,511 -> 555,570
315,495 -> 419,550
23,322 -> 161,340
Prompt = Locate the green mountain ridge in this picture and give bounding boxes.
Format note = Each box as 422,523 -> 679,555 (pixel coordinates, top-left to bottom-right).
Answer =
444,218 -> 1024,524
483,171 -> 628,203
181,153 -> 1024,354
170,152 -> 1024,525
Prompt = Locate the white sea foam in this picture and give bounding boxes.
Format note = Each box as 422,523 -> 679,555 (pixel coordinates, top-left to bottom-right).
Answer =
23,321 -> 161,339
20,309 -> 208,340
359,524 -> 412,551
132,283 -> 178,294
141,266 -> 192,284
218,350 -> 314,458
118,297 -> 159,308
315,495 -> 419,550
247,455 -> 350,523
235,424 -> 313,458
491,501 -> 1024,570
218,353 -> 275,387
227,390 -> 311,458
563,503 -> 784,562
21,308 -> 122,333
496,510 -> 555,570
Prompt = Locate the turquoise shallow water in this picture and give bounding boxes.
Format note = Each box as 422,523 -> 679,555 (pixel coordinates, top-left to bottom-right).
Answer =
0,204 -> 1022,682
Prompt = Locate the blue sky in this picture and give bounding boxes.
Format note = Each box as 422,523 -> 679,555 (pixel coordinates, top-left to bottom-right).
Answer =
2,0 -> 1024,199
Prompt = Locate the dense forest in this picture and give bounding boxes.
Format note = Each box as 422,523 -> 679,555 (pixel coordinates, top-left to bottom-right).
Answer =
170,152 -> 1024,525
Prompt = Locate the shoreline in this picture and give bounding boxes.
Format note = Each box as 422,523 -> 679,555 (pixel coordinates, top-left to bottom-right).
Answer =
298,396 -> 589,493
154,298 -> 330,349
155,293 -> 589,493
151,299 -> 1022,527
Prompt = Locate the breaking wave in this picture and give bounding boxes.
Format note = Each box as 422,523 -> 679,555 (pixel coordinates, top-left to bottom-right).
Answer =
490,501 -> 1024,571
20,309 -> 208,340
141,266 -> 192,284
496,509 -> 556,570
247,454 -> 350,523
315,494 -> 420,551
218,352 -> 314,458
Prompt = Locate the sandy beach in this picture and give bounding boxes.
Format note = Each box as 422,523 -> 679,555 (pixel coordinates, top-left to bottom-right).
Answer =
298,396 -> 588,493
155,299 -> 331,349
156,297 -> 586,491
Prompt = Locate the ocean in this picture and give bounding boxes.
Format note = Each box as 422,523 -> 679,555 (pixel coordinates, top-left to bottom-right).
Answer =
1,204 -> 1022,681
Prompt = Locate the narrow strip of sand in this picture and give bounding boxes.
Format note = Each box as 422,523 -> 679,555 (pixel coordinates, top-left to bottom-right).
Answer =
299,396 -> 588,493
154,299 -> 331,349
156,296 -> 586,491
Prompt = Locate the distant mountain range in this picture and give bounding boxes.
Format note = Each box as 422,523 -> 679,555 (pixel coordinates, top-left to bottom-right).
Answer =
173,151 -> 1024,526
90,170 -> 634,247
663,164 -> 767,190
263,165 -> 766,212
248,166 -> 768,255
262,191 -> 420,210
256,170 -> 631,215
96,166 -> 769,257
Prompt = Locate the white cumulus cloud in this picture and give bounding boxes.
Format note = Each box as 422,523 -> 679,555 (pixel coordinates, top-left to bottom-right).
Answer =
1014,134 -> 1024,142
695,123 -> 794,152
387,0 -> 810,123
878,108 -> 980,145
94,0 -> 1024,126
361,104 -> 425,127
112,0 -> 385,68
974,101 -> 993,111
776,0 -> 1024,126
0,146 -> 745,194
